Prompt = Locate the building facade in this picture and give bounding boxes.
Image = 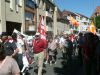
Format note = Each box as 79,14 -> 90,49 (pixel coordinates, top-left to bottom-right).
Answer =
61,10 -> 90,32
60,10 -> 77,34
34,0 -> 57,36
25,0 -> 37,35
57,9 -> 69,34
56,10 -> 90,34
75,13 -> 90,32
0,0 -> 25,35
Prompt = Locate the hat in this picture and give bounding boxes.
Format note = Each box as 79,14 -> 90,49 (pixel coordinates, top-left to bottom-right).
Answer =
35,32 -> 40,36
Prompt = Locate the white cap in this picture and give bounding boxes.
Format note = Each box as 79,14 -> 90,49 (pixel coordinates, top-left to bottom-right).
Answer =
35,32 -> 40,35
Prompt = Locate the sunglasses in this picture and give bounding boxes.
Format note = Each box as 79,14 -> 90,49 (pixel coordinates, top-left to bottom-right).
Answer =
35,35 -> 40,37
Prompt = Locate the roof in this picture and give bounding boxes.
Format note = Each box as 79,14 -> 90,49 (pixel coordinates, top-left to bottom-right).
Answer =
91,6 -> 100,18
56,9 -> 89,24
76,13 -> 89,19
62,10 -> 76,17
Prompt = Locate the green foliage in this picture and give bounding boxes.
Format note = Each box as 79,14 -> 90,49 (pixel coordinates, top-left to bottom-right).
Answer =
95,16 -> 100,29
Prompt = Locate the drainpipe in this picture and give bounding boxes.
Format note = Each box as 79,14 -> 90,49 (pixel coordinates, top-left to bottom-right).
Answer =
0,0 -> 6,32
53,7 -> 57,36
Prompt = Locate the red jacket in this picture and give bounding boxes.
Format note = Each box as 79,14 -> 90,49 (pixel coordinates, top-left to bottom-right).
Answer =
32,38 -> 46,54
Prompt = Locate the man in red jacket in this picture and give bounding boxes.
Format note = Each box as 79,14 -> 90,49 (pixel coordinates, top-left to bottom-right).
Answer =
32,32 -> 46,75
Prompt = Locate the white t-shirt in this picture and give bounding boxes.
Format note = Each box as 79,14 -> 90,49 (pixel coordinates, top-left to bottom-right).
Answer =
17,38 -> 24,54
59,37 -> 66,46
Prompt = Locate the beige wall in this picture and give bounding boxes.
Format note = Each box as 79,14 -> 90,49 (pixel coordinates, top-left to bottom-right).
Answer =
0,0 -> 25,33
0,0 -> 1,20
6,2 -> 22,23
21,0 -> 25,33
0,0 -> 6,32
57,22 -> 69,34
0,22 -> 1,33
53,7 -> 57,36
36,0 -> 56,35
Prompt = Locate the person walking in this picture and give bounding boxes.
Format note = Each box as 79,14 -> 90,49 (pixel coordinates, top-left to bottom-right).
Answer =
1,34 -> 19,58
77,33 -> 85,65
64,36 -> 73,63
32,32 -> 46,75
48,37 -> 58,65
83,32 -> 97,75
59,35 -> 66,59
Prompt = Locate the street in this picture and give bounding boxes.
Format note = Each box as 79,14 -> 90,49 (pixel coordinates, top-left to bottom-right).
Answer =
28,49 -> 84,75
0,0 -> 100,75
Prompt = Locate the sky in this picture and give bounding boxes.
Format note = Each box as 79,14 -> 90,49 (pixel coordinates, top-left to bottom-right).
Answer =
54,0 -> 100,18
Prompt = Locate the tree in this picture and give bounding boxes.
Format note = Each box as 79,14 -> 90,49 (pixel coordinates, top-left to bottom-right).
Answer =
95,16 -> 100,29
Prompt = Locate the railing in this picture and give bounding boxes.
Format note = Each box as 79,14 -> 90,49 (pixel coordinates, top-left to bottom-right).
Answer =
46,11 -> 53,18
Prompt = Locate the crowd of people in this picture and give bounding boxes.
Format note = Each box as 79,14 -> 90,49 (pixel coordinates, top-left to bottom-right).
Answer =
0,31 -> 100,75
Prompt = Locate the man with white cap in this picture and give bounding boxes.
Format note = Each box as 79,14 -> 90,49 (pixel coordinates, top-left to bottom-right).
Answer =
32,32 -> 46,75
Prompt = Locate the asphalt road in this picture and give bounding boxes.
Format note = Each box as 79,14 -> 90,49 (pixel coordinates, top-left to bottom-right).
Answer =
28,50 -> 84,75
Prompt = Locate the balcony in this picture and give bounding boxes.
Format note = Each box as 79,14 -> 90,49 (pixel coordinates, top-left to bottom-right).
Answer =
38,9 -> 53,18
26,0 -> 36,9
46,11 -> 53,18
81,19 -> 90,23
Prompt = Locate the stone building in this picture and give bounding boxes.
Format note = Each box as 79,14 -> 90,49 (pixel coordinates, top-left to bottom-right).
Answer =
35,0 -> 57,36
25,0 -> 37,35
0,0 -> 25,35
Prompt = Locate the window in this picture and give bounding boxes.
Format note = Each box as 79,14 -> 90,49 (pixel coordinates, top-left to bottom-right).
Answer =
25,12 -> 35,31
5,0 -> 10,2
26,0 -> 36,9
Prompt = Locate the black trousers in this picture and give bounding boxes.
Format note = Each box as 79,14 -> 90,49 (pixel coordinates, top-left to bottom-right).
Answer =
15,54 -> 23,70
49,55 -> 57,62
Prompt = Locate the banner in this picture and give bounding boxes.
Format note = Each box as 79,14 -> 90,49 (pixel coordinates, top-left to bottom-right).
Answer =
38,16 -> 46,41
13,29 -> 27,38
68,15 -> 79,27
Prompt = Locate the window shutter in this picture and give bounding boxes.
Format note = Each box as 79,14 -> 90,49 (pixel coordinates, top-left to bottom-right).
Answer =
18,0 -> 22,7
10,0 -> 13,11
